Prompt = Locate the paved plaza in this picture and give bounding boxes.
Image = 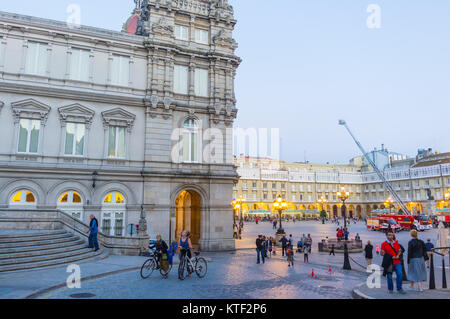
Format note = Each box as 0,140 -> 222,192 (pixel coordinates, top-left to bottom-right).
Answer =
0,220 -> 448,299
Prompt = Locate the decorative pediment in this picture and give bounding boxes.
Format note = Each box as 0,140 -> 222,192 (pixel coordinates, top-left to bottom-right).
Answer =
101,108 -> 136,131
11,99 -> 51,124
58,103 -> 95,127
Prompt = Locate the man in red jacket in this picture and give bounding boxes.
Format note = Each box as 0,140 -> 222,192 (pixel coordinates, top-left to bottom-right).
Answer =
380,231 -> 405,294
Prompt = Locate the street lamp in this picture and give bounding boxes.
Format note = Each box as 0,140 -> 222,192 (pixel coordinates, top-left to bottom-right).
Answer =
273,194 -> 288,235
232,197 -> 242,225
337,186 -> 351,270
318,196 -> 327,224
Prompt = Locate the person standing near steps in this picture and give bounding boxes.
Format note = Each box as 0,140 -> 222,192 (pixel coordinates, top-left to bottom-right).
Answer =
86,214 -> 99,251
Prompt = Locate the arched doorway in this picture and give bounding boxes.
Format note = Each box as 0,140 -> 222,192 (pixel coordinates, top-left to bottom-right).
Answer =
101,191 -> 126,236
175,190 -> 201,246
333,205 -> 338,218
356,205 -> 362,217
58,190 -> 83,220
348,205 -> 354,218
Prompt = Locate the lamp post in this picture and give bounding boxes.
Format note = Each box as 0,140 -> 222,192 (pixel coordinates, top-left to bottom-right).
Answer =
337,186 -> 351,270
273,194 -> 288,235
318,196 -> 327,224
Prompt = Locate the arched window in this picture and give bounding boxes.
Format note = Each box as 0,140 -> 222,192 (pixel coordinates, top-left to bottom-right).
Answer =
59,191 -> 83,204
10,189 -> 36,205
103,192 -> 125,204
58,191 -> 83,220
182,118 -> 199,163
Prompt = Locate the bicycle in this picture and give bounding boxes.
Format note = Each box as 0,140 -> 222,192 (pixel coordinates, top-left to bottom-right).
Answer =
178,250 -> 207,280
140,243 -> 176,279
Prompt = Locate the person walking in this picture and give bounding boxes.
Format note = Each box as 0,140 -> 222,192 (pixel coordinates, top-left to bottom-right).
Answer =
155,235 -> 169,279
267,236 -> 273,258
262,236 -> 268,258
303,244 -> 310,263
288,234 -> 293,247
337,228 -> 343,241
329,243 -> 335,256
344,228 -> 349,241
233,223 -> 238,239
364,240 -> 373,265
238,226 -> 242,240
273,219 -> 277,230
280,235 -> 288,257
287,244 -> 294,267
424,238 -> 434,268
406,229 -> 428,292
380,231 -> 405,294
355,233 -> 361,241
256,235 -> 265,264
255,217 -> 259,225
86,214 -> 99,251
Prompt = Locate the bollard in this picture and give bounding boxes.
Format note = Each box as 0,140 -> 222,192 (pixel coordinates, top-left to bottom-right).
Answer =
442,257 -> 447,289
429,253 -> 435,289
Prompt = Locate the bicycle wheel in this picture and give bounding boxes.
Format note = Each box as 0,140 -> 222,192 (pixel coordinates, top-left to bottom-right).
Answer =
140,258 -> 156,279
195,257 -> 208,278
178,256 -> 187,280
160,262 -> 173,276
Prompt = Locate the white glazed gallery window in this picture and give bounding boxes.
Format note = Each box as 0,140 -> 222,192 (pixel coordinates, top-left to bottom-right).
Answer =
194,29 -> 209,44
25,42 -> 47,76
17,119 -> 40,153
64,123 -> 85,156
175,25 -> 189,41
173,65 -> 188,94
108,126 -> 126,159
111,55 -> 130,86
70,48 -> 90,82
182,119 -> 199,163
194,68 -> 208,97
10,190 -> 36,205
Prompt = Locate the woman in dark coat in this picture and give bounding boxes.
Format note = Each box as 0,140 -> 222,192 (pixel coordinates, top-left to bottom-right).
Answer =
155,235 -> 169,279
364,240 -> 373,265
406,230 -> 427,292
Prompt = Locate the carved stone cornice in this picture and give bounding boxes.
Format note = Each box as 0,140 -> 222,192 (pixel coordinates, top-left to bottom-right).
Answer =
101,108 -> 136,132
11,98 -> 51,125
58,103 -> 95,128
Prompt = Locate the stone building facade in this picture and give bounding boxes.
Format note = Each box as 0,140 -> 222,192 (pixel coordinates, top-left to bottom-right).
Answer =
0,0 -> 240,251
234,153 -> 450,218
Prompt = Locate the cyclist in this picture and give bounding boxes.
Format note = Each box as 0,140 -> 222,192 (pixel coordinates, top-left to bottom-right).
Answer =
178,230 -> 194,276
155,235 -> 169,279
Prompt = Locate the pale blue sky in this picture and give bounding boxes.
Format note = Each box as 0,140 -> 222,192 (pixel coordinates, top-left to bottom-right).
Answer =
2,0 -> 449,164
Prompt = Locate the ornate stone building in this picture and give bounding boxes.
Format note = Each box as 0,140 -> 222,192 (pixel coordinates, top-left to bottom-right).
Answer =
0,0 -> 240,251
234,152 -> 450,218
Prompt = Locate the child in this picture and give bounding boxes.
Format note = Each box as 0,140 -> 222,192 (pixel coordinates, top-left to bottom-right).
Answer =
267,237 -> 273,258
287,245 -> 294,267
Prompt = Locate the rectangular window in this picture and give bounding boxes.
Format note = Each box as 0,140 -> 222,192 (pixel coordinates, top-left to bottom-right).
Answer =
25,42 -> 47,76
263,193 -> 267,200
70,48 -> 90,81
64,123 -> 85,156
175,25 -> 189,41
111,55 -> 130,86
194,68 -> 208,97
173,65 -> 188,94
108,126 -> 126,159
194,29 -> 209,44
182,129 -> 198,163
18,119 -> 40,153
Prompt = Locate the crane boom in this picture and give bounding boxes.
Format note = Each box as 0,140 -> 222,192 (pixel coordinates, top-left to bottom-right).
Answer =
338,120 -> 411,215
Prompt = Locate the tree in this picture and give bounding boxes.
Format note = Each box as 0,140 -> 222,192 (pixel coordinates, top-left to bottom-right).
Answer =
320,210 -> 328,219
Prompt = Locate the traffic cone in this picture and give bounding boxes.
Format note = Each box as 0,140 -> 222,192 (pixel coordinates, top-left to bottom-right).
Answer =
327,266 -> 334,275
308,268 -> 318,278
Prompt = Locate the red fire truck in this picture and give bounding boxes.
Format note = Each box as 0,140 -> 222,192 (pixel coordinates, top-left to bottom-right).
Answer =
376,213 -> 432,231
436,210 -> 450,228
366,216 -> 401,232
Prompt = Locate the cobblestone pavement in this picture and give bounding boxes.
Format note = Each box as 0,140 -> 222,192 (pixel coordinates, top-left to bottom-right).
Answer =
3,220 -> 448,299
41,249 -> 367,299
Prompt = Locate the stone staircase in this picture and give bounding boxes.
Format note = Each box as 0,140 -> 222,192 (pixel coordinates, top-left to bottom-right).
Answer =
0,230 -> 107,272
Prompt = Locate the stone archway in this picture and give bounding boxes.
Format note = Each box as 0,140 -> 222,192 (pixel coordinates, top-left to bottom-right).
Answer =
333,205 -> 338,218
175,190 -> 202,246
356,205 -> 362,217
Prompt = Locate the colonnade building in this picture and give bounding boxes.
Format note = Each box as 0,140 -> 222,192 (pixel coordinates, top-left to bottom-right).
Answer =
233,150 -> 450,218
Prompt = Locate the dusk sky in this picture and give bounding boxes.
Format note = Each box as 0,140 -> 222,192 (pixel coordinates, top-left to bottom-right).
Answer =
3,0 -> 449,164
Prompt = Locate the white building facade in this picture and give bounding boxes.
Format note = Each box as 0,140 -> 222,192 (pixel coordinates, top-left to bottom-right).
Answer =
0,0 -> 240,251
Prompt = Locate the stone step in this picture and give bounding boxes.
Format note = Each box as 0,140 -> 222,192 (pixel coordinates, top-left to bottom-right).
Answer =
0,242 -> 88,261
0,235 -> 79,249
0,232 -> 72,244
0,238 -> 85,255
0,230 -> 67,239
0,249 -> 105,272
0,247 -> 96,266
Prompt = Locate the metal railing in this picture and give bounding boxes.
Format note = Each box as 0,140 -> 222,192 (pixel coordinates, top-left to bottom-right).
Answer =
429,247 -> 449,290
